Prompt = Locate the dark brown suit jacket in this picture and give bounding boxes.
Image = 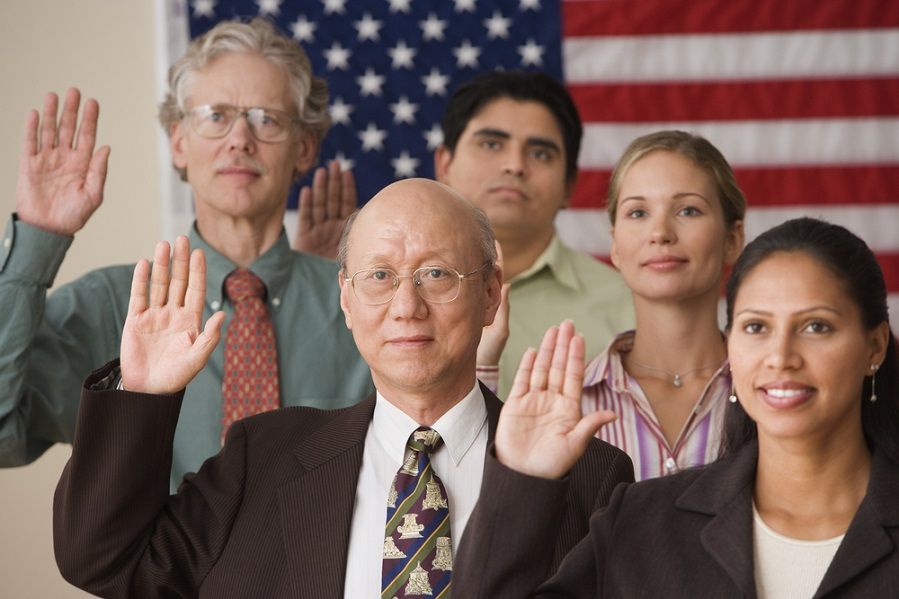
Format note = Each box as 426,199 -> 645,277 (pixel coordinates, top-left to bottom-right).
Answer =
455,440 -> 899,598
54,361 -> 633,598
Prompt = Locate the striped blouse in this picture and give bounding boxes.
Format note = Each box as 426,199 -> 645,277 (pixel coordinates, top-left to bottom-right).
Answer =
581,331 -> 731,481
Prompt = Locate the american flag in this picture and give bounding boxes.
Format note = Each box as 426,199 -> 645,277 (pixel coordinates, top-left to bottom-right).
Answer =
158,0 -> 899,318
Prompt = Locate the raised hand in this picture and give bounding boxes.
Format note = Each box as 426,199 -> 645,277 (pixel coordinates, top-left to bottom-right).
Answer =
120,236 -> 225,394
16,88 -> 111,236
477,241 -> 509,366
495,320 -> 616,479
294,160 -> 357,259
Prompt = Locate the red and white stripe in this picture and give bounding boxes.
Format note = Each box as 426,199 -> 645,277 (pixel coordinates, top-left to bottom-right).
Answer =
557,0 -> 899,321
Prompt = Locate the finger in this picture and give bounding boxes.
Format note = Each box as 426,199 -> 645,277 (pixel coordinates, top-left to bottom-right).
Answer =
39,92 -> 59,152
297,186 -> 312,233
184,247 -> 208,317
75,97 -> 100,155
339,167 -> 357,217
196,310 -> 226,354
85,145 -> 110,204
326,160 -> 341,219
167,236 -> 191,305
508,347 -> 537,400
570,410 -> 617,449
562,334 -> 587,399
127,259 -> 151,317
149,241 -> 171,308
310,166 -> 327,223
57,88 -> 81,149
21,109 -> 39,157
547,321 -> 574,393
496,283 -> 511,321
529,325 -> 559,391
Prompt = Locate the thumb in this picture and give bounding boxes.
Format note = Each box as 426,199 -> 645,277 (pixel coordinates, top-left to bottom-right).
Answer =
569,410 -> 616,450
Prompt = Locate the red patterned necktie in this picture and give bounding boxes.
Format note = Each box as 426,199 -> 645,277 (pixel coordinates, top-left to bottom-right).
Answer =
221,268 -> 280,443
382,427 -> 452,598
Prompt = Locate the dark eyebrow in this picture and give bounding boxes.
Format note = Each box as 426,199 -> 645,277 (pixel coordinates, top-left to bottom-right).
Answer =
472,128 -> 511,140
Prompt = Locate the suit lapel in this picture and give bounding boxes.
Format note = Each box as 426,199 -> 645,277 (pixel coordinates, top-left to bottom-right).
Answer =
677,443 -> 759,598
815,449 -> 899,596
481,383 -> 502,442
278,397 -> 376,598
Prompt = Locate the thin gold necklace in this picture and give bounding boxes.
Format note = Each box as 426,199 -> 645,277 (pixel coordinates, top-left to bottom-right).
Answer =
628,360 -> 722,388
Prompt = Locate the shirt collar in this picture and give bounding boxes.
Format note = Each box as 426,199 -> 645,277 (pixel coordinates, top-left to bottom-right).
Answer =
508,233 -> 581,291
190,222 -> 294,313
583,329 -> 732,393
373,381 -> 487,467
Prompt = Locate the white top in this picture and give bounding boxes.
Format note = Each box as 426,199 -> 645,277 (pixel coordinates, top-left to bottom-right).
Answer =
342,382 -> 488,598
753,503 -> 844,599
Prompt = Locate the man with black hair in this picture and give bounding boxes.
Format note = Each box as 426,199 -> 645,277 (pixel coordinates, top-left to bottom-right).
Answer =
435,70 -> 634,398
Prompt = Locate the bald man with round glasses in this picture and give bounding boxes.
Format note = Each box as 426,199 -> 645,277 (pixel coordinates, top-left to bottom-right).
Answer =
54,178 -> 633,598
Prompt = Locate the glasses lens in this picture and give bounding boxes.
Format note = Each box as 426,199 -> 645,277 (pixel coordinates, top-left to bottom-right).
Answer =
416,267 -> 460,303
353,269 -> 397,304
246,107 -> 290,142
191,105 -> 235,138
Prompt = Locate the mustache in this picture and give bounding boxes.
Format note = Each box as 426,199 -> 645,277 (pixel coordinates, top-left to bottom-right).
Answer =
214,158 -> 267,175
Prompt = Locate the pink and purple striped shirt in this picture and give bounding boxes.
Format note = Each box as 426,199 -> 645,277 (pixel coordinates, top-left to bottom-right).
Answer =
581,331 -> 731,481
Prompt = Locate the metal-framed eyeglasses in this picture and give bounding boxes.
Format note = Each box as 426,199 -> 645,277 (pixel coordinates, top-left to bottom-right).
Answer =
185,104 -> 300,143
344,262 -> 492,305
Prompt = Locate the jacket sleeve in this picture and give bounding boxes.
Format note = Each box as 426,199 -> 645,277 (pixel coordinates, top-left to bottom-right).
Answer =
0,216 -> 128,465
53,360 -> 247,598
454,446 -> 632,599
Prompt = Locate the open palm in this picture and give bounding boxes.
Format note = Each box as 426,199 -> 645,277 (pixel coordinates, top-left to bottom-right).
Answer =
16,89 -> 110,236
294,160 -> 356,259
120,237 -> 224,394
496,321 -> 616,479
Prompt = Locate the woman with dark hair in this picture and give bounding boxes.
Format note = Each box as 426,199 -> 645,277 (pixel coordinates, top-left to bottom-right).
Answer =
456,217 -> 899,598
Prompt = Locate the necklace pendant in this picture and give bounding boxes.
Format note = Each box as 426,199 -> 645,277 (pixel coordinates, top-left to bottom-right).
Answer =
673,374 -> 683,388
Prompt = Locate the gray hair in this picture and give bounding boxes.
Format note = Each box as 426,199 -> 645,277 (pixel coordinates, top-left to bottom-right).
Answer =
158,18 -> 330,179
336,204 -> 498,278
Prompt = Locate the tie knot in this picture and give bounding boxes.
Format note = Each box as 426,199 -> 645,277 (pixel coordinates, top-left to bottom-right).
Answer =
407,427 -> 443,454
225,268 -> 266,302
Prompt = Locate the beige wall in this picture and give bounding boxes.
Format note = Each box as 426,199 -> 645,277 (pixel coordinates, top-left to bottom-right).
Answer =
0,2 -> 162,596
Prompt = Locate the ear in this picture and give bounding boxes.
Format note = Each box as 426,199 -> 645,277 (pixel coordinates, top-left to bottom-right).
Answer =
434,144 -> 453,183
560,170 -> 578,210
609,227 -> 620,269
338,272 -> 353,330
170,121 -> 188,171
293,133 -> 318,177
482,264 -> 503,327
867,321 -> 891,369
723,220 -> 745,266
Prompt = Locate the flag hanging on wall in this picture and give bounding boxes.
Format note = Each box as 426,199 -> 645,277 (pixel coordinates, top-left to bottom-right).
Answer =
158,0 -> 899,317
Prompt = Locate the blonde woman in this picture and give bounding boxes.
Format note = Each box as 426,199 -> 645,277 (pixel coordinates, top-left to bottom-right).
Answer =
581,130 -> 745,480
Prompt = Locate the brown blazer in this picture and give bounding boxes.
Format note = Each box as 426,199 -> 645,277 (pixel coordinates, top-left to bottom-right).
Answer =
54,361 -> 633,598
455,440 -> 899,598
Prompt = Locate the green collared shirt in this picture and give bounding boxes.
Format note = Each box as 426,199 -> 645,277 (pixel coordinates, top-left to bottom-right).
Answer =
0,216 -> 373,489
493,235 -> 635,399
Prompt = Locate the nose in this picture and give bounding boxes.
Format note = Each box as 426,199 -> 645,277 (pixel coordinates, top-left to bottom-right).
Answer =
649,213 -> 676,245
763,330 -> 802,372
226,113 -> 255,152
501,147 -> 525,178
388,276 -> 428,320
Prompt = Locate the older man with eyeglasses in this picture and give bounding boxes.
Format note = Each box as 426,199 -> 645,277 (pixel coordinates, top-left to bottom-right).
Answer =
0,18 -> 372,489
53,178 -> 633,598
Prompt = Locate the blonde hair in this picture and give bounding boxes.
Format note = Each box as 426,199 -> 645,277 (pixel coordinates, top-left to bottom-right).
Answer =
607,130 -> 746,228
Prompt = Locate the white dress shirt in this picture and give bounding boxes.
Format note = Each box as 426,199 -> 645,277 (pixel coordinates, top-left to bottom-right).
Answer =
343,382 -> 488,598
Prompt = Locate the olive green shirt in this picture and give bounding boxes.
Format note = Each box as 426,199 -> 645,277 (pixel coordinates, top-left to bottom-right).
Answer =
493,235 -> 635,399
0,216 -> 373,489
